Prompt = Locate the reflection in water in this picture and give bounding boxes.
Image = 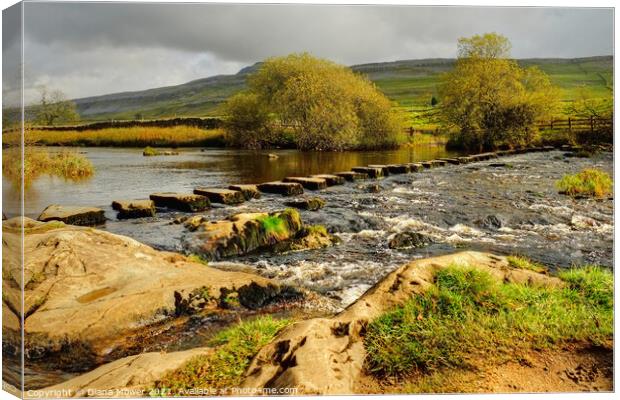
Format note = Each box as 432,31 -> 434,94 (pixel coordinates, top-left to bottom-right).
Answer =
3,145 -> 460,217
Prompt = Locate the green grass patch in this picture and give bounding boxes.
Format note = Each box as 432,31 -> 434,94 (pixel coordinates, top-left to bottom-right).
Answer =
507,255 -> 547,274
364,264 -> 613,378
257,215 -> 288,236
187,254 -> 209,266
556,168 -> 612,198
151,316 -> 290,396
143,146 -> 159,156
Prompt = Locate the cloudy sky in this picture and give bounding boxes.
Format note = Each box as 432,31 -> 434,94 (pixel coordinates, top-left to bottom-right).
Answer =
2,3 -> 614,104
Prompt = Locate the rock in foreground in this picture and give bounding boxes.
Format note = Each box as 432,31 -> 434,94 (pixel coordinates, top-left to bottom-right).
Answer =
38,205 -> 105,226
2,218 -> 287,368
182,209 -> 304,260
284,197 -> 326,211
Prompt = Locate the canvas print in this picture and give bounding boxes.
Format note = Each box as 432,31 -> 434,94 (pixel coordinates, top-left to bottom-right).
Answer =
1,2 -> 614,398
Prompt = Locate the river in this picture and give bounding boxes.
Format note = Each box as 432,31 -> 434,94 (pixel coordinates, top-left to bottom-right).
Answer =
2,144 -> 614,390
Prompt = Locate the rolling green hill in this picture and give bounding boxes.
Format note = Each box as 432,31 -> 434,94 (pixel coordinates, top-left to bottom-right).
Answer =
73,56 -> 612,122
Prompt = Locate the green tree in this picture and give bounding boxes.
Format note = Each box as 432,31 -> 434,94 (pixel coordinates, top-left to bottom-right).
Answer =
439,33 -> 559,150
223,53 -> 402,151
35,87 -> 80,126
222,92 -> 272,149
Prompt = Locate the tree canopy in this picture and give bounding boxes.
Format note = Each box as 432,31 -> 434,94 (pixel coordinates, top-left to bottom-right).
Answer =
35,87 -> 80,126
222,53 -> 402,151
439,33 -> 559,150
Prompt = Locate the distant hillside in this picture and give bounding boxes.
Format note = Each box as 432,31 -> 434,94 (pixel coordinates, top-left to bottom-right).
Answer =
72,56 -> 613,122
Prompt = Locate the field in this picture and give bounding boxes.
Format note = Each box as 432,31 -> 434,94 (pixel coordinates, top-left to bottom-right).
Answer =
56,56 -> 612,127
7,126 -> 225,147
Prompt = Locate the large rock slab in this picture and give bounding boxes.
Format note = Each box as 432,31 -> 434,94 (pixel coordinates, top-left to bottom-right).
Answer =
38,205 -> 105,226
257,181 -> 304,196
182,209 -> 304,260
367,165 -> 391,176
228,184 -> 261,200
193,188 -> 245,205
111,200 -> 155,219
283,177 -> 328,191
242,251 -> 562,394
406,163 -> 424,172
351,167 -> 383,179
2,218 -> 283,367
310,174 -> 345,186
149,192 -> 210,212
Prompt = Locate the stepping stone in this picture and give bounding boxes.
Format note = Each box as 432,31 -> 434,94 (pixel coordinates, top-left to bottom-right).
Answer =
421,161 -> 434,168
457,156 -> 475,164
228,184 -> 261,200
111,200 -> 156,219
438,158 -> 460,165
284,197 -> 326,211
542,146 -> 555,152
193,188 -> 245,205
38,205 -> 105,226
335,171 -> 368,181
310,174 -> 345,186
351,167 -> 383,179
407,163 -> 424,172
432,159 -> 448,166
149,193 -> 210,212
367,165 -> 391,176
386,164 -> 410,174
283,177 -> 327,190
257,181 -> 304,196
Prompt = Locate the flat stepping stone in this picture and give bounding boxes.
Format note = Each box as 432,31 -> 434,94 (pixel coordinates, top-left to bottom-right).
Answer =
193,188 -> 245,205
283,177 -> 327,190
407,163 -> 424,172
38,205 -> 105,226
111,200 -> 155,219
431,159 -> 448,166
310,174 -> 345,186
421,161 -> 434,168
352,167 -> 383,179
257,181 -> 304,196
149,193 -> 210,212
228,184 -> 261,200
367,165 -> 391,176
457,156 -> 475,164
386,164 -> 410,174
284,197 -> 326,211
335,171 -> 368,181
438,158 -> 460,165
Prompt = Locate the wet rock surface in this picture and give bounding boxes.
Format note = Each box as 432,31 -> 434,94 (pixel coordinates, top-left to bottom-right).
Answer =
284,197 -> 326,211
149,192 -> 210,212
193,187 -> 245,205
228,184 -> 261,200
111,200 -> 155,219
38,205 -> 106,226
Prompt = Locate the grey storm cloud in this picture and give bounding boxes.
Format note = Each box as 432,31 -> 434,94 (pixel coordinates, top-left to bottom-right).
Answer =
2,2 -> 614,103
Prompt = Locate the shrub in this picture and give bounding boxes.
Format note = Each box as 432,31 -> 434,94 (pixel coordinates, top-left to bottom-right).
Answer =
364,264 -> 612,377
439,33 -> 559,150
223,53 -> 402,151
556,168 -> 612,198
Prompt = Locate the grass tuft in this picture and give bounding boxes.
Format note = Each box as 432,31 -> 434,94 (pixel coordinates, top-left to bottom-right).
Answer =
151,316 -> 290,396
556,168 -> 612,198
507,255 -> 547,273
2,146 -> 94,189
364,264 -> 613,379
